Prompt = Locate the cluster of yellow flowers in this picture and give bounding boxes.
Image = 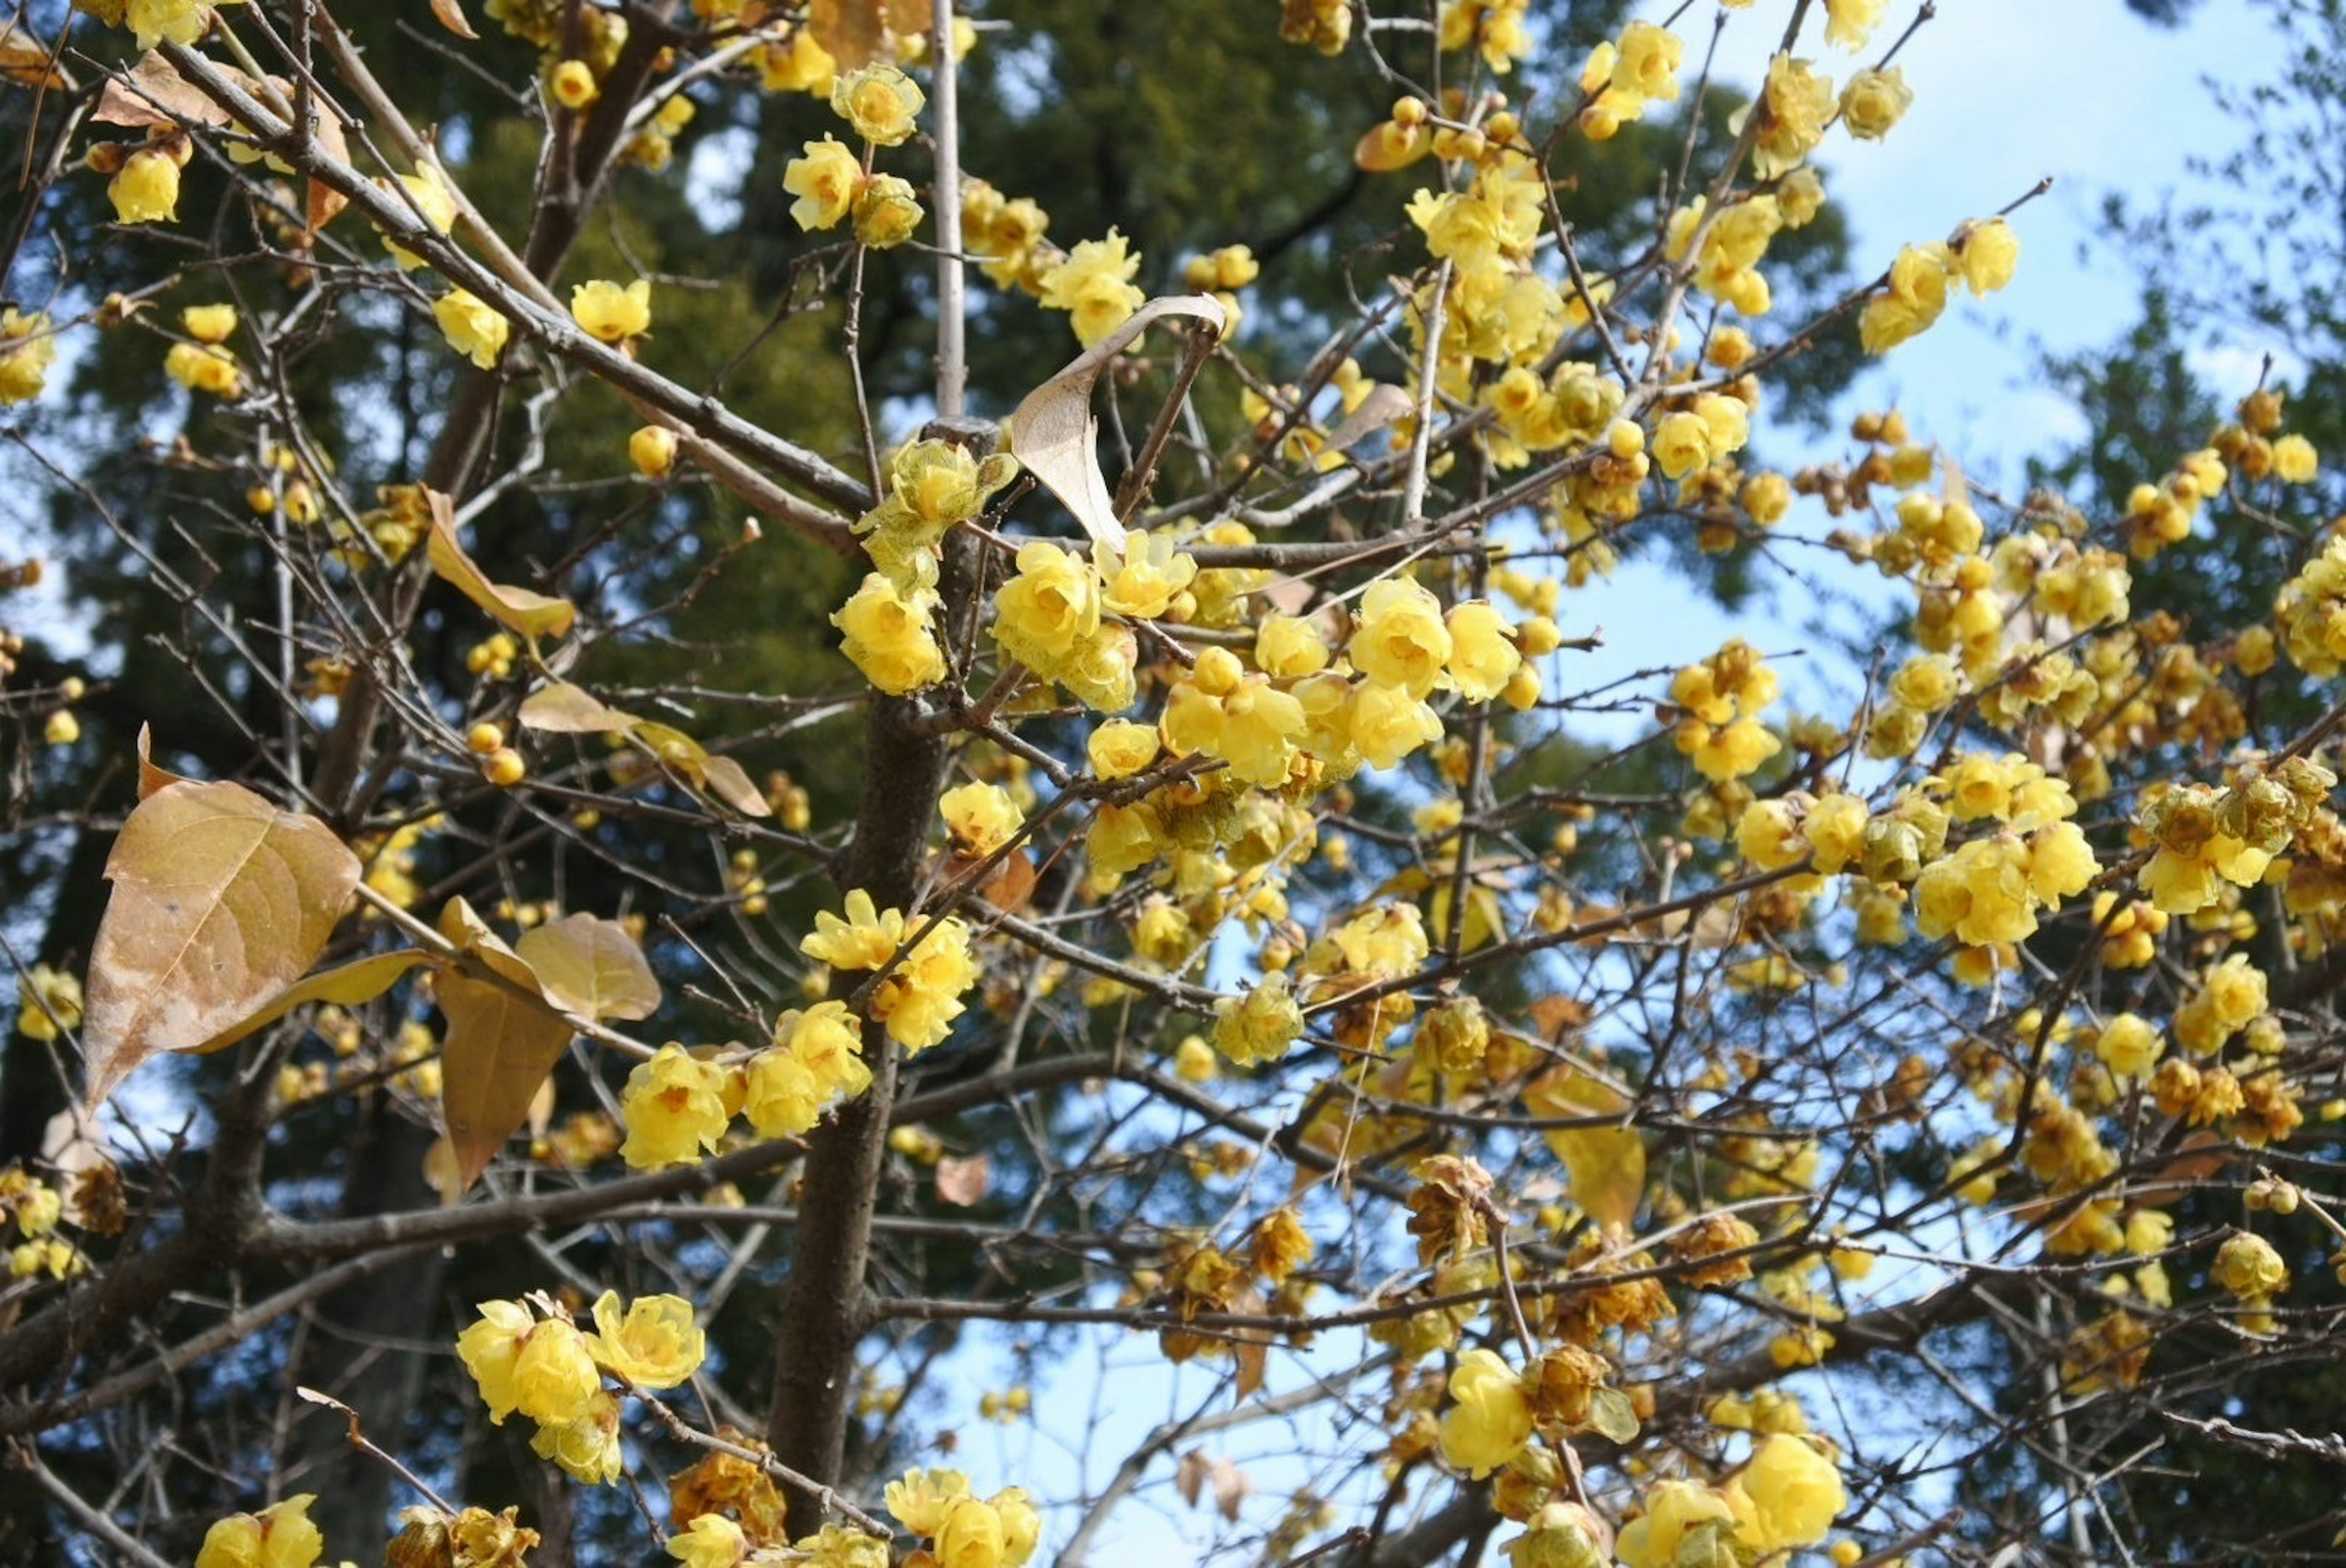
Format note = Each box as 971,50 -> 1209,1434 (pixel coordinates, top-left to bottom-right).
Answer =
0,1164 -> 84,1281
1859,218 -> 2020,354
1611,1436 -> 1848,1568
780,67 -> 929,249
0,308 -> 56,405
196,1494 -> 324,1568
1668,639 -> 1781,783
834,440 -> 1022,695
802,888 -> 981,1052
876,1469 -> 1041,1568
456,1291 -> 705,1483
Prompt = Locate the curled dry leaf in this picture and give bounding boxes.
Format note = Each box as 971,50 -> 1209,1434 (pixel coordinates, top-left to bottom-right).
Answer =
93,50 -> 261,130
699,755 -> 773,818
934,1153 -> 988,1208
82,771 -> 362,1107
425,488 -> 577,641
1321,381 -> 1413,458
1009,294 -> 1227,555
429,0 -> 480,40
513,913 -> 662,1023
0,26 -> 71,92
1174,1451 -> 1254,1523
807,0 -> 890,68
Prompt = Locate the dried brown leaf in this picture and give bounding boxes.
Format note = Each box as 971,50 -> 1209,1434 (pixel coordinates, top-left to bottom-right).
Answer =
425,489 -> 576,641
93,50 -> 258,129
513,913 -> 661,1023
434,898 -> 576,1195
1321,382 -> 1412,456
82,776 -> 360,1106
429,0 -> 480,40
978,851 -> 1037,914
808,0 -> 889,68
134,724 -> 190,800
304,112 -> 350,238
0,26 -> 70,91
517,681 -> 642,734
1009,294 -> 1227,553
934,1154 -> 988,1208
700,755 -> 773,818
193,948 -> 429,1054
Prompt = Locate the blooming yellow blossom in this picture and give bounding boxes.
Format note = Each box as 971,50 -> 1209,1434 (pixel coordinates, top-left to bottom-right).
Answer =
589,1291 -> 705,1388
830,64 -> 924,145
109,145 -> 182,225
1350,577 -> 1452,699
886,1467 -> 973,1536
618,1044 -> 732,1169
0,308 -> 57,406
1214,973 -> 1304,1066
1039,230 -> 1146,347
571,278 -> 652,344
15,963 -> 82,1041
531,1388 -> 622,1484
1738,1434 -> 1847,1552
834,573 -> 946,694
941,781 -> 1022,857
1954,217 -> 2020,294
1615,1481 -> 1739,1568
511,1316 -> 601,1425
382,167 -> 458,268
1840,67 -> 1912,139
456,1299 -> 535,1422
934,1495 -> 1008,1568
853,173 -> 924,248
786,136 -> 863,231
1097,530 -> 1197,619
1437,1349 -> 1534,1478
434,290 -> 510,370
1860,242 -> 1953,354
1088,718 -> 1160,779
668,1512 -> 749,1568
195,1495 -> 323,1568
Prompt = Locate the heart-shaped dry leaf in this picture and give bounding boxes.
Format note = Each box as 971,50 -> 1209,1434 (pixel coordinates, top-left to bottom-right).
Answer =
513,913 -> 661,1023
83,775 -> 361,1107
1010,294 -> 1226,554
434,899 -> 577,1195
518,680 -> 642,734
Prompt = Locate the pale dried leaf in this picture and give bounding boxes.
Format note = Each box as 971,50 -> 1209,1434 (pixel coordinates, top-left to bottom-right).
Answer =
1230,1285 -> 1270,1403
1210,1455 -> 1253,1523
978,851 -> 1037,914
0,27 -> 70,91
884,0 -> 934,36
304,112 -> 350,238
193,947 -> 429,1053
425,489 -> 576,641
1010,294 -> 1227,553
38,1109 -> 110,1182
627,721 -> 709,786
93,50 -> 259,129
429,0 -> 480,40
513,913 -> 661,1022
435,951 -> 575,1196
1174,1449 -> 1209,1509
1322,382 -> 1412,456
83,778 -> 360,1107
808,0 -> 888,68
934,1154 -> 988,1207
1522,1066 -> 1644,1233
517,681 -> 642,734
527,1073 -> 557,1139
699,756 -> 773,818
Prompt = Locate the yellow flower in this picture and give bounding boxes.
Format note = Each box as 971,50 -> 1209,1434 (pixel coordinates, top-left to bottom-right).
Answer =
758,27 -> 837,95
2273,432 -> 2318,483
15,963 -> 83,1041
571,278 -> 652,344
109,145 -> 181,224
1840,67 -> 1912,140
0,308 -> 57,406
1860,242 -> 1952,354
994,541 -> 1103,673
667,1511 -> 749,1568
1615,1481 -> 1739,1568
631,425 -> 679,478
990,1487 -> 1041,1565
1613,21 -> 1683,104
871,916 -> 979,1051
182,303 -> 237,345
941,781 -> 1023,857
853,173 -> 924,248
164,340 -> 243,397
831,64 -> 924,145
786,136 -> 863,232
1750,54 -> 1833,178
1087,718 -> 1160,779
1256,614 -> 1331,679
1213,973 -> 1304,1067
1436,1349 -> 1533,1478
382,167 -> 458,268
590,1291 -> 706,1389
834,573 -> 946,694
886,1467 -> 973,1536
456,1299 -> 536,1422
1739,1434 -> 1846,1552
1445,601 -> 1521,702
935,1496 -> 1008,1568
1097,530 -> 1197,619
530,1388 -> 623,1483
743,1049 -> 824,1136
2213,1231 -> 2287,1298
1802,793 -> 1868,874
1347,680 -> 1443,770
803,888 -> 905,971
783,1000 -> 871,1098
1823,0 -> 1887,49
1039,230 -> 1146,348
618,1044 -> 733,1169
195,1495 -> 323,1568
434,290 -> 510,370
513,1316 -> 601,1425
1954,217 -> 2020,294
550,58 -> 599,110
2094,1012 -> 2163,1079
1350,577 -> 1452,699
